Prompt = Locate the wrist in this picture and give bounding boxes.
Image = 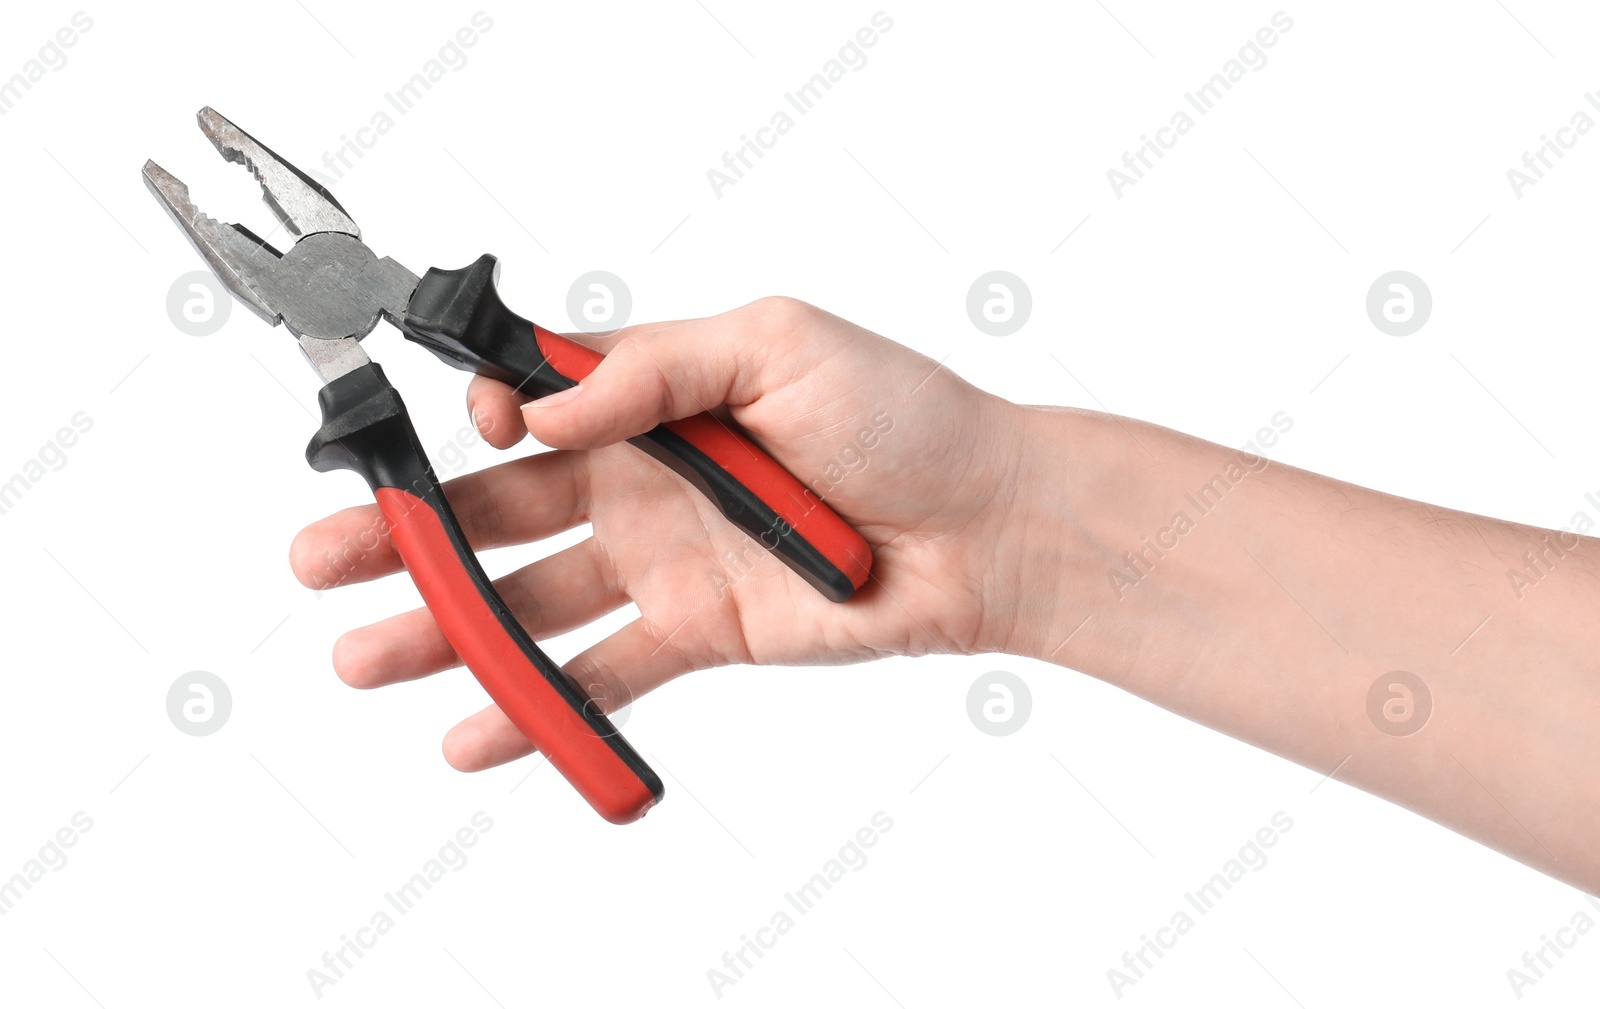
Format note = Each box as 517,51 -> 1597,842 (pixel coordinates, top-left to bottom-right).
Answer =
973,401 -> 1124,662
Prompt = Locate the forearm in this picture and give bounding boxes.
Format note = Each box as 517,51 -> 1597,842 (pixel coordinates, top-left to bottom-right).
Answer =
1003,405 -> 1600,891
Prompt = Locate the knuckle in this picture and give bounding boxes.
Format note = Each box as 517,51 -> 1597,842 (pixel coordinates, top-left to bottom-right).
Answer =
449,475 -> 503,546
604,334 -> 676,423
607,333 -> 643,360
564,654 -> 615,702
499,577 -> 545,635
586,534 -> 620,599
607,333 -> 659,374
746,295 -> 816,337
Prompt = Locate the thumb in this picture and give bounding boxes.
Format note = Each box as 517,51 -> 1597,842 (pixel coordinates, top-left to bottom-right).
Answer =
522,297 -> 808,449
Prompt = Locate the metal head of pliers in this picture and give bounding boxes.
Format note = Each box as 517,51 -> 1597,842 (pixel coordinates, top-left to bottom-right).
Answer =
141,107 -> 420,382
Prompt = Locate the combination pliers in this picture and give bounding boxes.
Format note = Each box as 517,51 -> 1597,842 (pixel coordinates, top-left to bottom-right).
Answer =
142,108 -> 872,823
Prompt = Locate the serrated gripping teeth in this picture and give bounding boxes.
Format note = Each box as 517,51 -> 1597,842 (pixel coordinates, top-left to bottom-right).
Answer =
195,105 -> 359,241
139,158 -> 282,325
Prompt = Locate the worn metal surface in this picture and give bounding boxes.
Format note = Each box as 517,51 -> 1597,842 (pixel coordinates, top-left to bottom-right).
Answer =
143,108 -> 420,384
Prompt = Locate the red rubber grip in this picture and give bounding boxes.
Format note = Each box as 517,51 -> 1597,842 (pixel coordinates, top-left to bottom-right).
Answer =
375,486 -> 658,824
536,327 -> 872,590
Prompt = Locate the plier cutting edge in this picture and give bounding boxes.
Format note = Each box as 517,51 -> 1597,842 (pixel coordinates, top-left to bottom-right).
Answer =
142,108 -> 872,824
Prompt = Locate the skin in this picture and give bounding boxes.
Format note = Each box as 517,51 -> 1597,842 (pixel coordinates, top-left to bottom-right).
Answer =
289,297 -> 1600,893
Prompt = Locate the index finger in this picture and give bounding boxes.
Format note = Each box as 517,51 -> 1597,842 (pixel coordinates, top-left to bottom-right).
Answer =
464,321 -> 702,447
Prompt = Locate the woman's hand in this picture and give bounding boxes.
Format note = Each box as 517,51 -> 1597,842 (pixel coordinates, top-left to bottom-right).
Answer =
288,298 -> 1036,771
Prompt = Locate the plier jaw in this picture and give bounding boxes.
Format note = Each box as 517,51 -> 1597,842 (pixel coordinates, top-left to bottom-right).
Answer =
139,157 -> 282,327
191,105 -> 360,242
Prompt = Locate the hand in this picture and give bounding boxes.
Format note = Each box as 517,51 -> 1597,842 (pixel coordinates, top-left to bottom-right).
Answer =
289,298 -> 1034,771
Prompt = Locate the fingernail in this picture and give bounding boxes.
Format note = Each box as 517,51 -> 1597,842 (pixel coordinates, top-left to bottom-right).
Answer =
526,384 -> 582,410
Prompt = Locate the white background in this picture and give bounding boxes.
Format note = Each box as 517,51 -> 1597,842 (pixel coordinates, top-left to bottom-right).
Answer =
0,1 -> 1596,1005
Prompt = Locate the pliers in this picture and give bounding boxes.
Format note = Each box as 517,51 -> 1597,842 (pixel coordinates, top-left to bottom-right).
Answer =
142,108 -> 872,824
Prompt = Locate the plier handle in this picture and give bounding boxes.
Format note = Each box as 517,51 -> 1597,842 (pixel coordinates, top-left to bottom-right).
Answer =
143,108 -> 872,823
